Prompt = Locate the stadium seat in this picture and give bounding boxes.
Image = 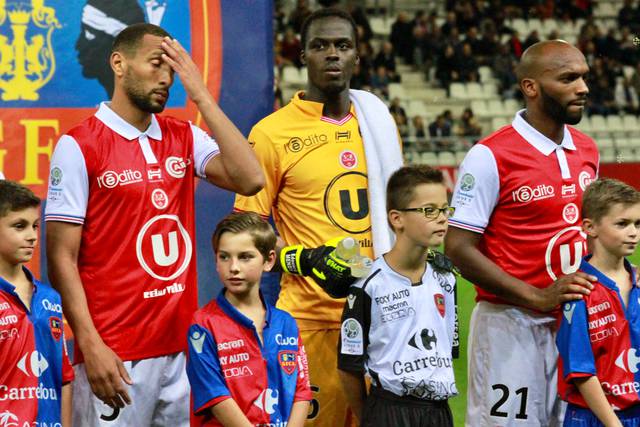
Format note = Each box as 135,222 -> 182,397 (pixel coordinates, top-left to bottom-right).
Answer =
282,66 -> 305,86
403,151 -> 419,164
471,100 -> 489,117
623,66 -> 635,80
407,100 -> 428,118
574,116 -> 591,132
437,151 -> 456,166
615,137 -> 631,149
628,137 -> 640,148
503,99 -> 522,115
622,115 -> 640,132
478,66 -> 494,83
487,99 -> 506,117
370,17 -> 391,37
455,150 -> 468,164
420,152 -> 438,165
606,115 -> 624,132
510,19 -> 529,35
598,138 -> 615,149
449,83 -> 466,100
589,115 -> 607,133
466,82 -> 484,100
388,83 -> 406,100
541,19 -> 558,35
528,19 -> 542,33
482,83 -> 498,98
491,116 -> 510,131
601,147 -> 616,163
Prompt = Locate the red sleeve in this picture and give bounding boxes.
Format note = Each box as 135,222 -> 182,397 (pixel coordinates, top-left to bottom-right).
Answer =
294,334 -> 312,401
62,335 -> 74,384
195,395 -> 232,415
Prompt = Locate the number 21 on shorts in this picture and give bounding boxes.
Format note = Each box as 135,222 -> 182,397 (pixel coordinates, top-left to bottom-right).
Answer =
490,384 -> 529,420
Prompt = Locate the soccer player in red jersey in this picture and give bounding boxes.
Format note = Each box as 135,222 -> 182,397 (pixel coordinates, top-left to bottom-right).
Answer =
446,40 -> 599,426
44,23 -> 264,426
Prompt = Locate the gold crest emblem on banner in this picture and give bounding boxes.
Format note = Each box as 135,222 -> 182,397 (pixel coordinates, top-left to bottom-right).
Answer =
0,0 -> 60,101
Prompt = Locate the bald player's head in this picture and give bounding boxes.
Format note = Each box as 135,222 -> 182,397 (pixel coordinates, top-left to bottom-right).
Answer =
516,40 -> 589,125
515,40 -> 584,82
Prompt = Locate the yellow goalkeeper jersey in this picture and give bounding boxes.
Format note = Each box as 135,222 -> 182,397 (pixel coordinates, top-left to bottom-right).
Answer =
234,92 -> 374,330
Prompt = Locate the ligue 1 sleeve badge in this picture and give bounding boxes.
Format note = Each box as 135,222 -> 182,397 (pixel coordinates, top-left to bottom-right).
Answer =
49,316 -> 62,341
278,350 -> 297,375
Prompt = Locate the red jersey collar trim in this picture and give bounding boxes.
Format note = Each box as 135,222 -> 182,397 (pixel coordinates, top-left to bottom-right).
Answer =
95,102 -> 163,141
511,109 -> 576,156
292,91 -> 355,124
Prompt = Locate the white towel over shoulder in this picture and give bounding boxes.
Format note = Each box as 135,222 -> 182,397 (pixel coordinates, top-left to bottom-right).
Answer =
349,89 -> 403,257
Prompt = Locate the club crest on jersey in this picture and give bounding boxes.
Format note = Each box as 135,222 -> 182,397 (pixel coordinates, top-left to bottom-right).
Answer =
562,203 -> 579,224
339,150 -> 358,169
434,294 -> 445,317
151,188 -> 169,210
49,317 -> 62,341
278,350 -> 297,375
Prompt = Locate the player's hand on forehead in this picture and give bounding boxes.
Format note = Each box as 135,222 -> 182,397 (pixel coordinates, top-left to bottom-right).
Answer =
160,37 -> 210,105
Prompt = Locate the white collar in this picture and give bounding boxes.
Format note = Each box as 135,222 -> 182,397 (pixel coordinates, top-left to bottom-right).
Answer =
511,109 -> 576,156
95,102 -> 163,141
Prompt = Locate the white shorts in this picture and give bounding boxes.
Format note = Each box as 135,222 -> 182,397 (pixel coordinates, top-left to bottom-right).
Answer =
72,352 -> 189,427
466,301 -> 566,427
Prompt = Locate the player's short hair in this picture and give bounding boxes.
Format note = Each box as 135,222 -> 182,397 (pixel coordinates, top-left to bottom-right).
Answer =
386,165 -> 445,212
212,212 -> 277,259
582,178 -> 640,222
300,8 -> 359,50
0,180 -> 40,218
112,23 -> 172,57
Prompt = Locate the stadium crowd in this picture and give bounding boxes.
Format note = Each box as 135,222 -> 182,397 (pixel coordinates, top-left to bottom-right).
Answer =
274,0 -> 640,152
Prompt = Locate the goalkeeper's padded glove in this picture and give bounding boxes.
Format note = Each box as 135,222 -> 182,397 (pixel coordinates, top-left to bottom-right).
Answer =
280,237 -> 357,299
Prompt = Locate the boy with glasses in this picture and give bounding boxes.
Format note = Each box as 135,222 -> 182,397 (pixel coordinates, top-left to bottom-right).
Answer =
337,165 -> 457,427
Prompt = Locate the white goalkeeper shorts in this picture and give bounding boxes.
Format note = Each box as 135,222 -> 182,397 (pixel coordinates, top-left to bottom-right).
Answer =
466,301 -> 566,427
72,351 -> 189,427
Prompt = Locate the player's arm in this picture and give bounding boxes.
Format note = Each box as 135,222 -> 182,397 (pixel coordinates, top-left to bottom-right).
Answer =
47,222 -> 132,408
61,383 -> 72,427
574,377 -> 622,427
444,144 -> 593,311
208,399 -> 252,427
160,37 -> 264,196
445,228 -> 594,311
287,401 -> 310,427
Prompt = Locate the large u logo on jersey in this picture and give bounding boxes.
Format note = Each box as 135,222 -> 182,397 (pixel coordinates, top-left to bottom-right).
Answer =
545,226 -> 587,281
151,232 -> 179,266
339,188 -> 369,220
324,172 -> 370,234
136,215 -> 193,281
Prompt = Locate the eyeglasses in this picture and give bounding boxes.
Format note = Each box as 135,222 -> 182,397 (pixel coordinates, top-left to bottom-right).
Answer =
397,206 -> 455,220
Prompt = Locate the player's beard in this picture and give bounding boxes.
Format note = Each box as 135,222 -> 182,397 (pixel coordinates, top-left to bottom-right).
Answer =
123,70 -> 168,114
540,86 -> 583,125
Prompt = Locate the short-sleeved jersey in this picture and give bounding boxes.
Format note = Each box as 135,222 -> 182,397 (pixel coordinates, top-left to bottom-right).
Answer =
338,256 -> 458,400
234,92 -> 374,329
44,103 -> 219,362
450,111 -> 599,305
558,257 -> 640,410
186,291 -> 311,426
0,268 -> 74,425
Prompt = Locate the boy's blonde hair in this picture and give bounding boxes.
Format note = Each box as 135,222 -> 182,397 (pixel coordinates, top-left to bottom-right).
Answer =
212,212 -> 277,259
582,178 -> 640,222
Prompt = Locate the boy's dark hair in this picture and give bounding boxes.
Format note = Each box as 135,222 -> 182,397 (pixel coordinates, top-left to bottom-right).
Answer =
582,178 -> 640,222
0,180 -> 40,217
300,8 -> 359,49
212,212 -> 277,259
387,165 -> 445,213
112,23 -> 172,57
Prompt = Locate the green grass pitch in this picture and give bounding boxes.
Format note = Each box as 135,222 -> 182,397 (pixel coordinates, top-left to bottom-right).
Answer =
449,249 -> 640,426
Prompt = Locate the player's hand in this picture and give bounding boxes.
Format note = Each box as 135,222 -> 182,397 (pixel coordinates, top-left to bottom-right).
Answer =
280,238 -> 356,298
533,272 -> 596,312
160,37 -> 210,105
81,338 -> 133,408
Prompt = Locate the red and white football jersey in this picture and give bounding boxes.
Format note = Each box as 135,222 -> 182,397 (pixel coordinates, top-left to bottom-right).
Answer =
450,111 -> 599,305
45,103 -> 219,362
